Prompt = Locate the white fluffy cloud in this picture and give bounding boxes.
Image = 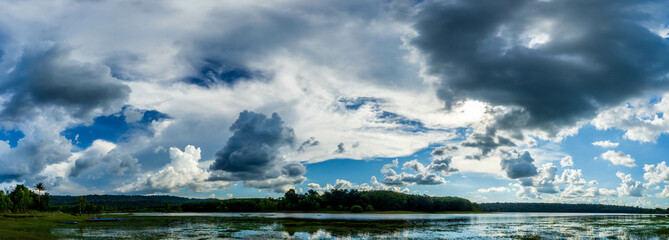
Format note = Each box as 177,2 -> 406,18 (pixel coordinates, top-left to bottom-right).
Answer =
593,93 -> 669,143
477,187 -> 509,193
116,145 -> 229,193
644,161 -> 669,186
657,186 -> 669,198
600,150 -> 636,167
616,172 -> 645,197
560,156 -> 574,167
592,141 -> 619,148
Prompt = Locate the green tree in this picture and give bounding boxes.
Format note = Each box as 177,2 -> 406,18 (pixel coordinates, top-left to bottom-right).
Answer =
9,185 -> 34,213
283,189 -> 299,210
351,205 -> 363,213
40,193 -> 51,211
0,191 -> 12,213
77,196 -> 86,215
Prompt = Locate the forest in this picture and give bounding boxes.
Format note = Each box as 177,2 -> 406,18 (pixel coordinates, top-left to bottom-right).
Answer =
3,184 -> 665,214
479,202 -> 666,214
180,189 -> 479,213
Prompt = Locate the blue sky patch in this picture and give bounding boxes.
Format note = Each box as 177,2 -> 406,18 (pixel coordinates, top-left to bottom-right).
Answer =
62,107 -> 169,149
0,128 -> 23,148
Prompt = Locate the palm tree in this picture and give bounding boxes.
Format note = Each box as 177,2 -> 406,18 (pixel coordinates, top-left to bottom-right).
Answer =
35,182 -> 45,210
35,182 -> 45,195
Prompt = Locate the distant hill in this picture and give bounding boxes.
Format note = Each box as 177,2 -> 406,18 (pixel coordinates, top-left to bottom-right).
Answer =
51,195 -> 211,210
479,202 -> 651,213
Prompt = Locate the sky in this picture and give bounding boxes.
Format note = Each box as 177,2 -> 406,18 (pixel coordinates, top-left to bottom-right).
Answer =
1,0 -> 669,208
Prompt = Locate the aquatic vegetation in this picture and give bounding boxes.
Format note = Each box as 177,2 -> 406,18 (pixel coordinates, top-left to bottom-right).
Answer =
2,212 -> 669,239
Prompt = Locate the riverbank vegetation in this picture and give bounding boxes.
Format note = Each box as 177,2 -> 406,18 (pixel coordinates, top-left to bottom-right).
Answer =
4,185 -> 666,214
180,189 -> 479,213
0,184 -> 50,213
480,202 -> 666,214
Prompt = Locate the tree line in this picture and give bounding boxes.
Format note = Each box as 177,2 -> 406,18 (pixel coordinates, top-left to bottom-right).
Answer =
479,202 -> 662,213
51,194 -> 200,212
181,189 -> 480,213
3,185 -> 661,214
0,184 -> 50,213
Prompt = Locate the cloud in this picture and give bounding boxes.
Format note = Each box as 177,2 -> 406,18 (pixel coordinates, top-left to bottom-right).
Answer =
297,137 -> 319,152
307,180 -> 349,191
402,159 -> 427,173
616,172 -> 645,197
68,140 -> 140,178
560,156 -> 573,167
116,145 -> 229,193
382,169 -> 446,186
553,168 -> 617,199
500,151 -> 538,179
209,111 -> 305,192
307,177 -> 409,193
657,186 -> 669,198
592,141 -> 619,148
592,93 -> 669,143
427,152 -> 458,176
380,158 -> 446,186
558,169 -> 587,186
123,107 -> 144,123
333,142 -> 345,154
0,43 -> 132,184
0,116 -> 72,182
644,161 -> 669,186
431,146 -> 458,157
534,163 -> 558,194
600,150 -> 636,167
410,0 -> 669,136
0,43 -> 130,121
381,159 -> 399,174
461,127 -> 516,156
477,187 -> 509,193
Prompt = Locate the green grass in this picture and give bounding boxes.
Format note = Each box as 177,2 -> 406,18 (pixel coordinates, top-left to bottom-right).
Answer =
0,212 -> 95,239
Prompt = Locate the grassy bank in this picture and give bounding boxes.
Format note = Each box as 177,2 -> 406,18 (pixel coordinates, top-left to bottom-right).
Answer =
0,212 -> 126,239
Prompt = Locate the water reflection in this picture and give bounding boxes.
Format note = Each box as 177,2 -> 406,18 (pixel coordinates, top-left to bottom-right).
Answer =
52,213 -> 669,239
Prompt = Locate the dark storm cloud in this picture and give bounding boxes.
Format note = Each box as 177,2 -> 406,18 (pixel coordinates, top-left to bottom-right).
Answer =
0,44 -> 130,121
185,59 -> 271,88
461,127 -> 516,156
500,151 -> 538,179
412,0 -> 669,135
210,110 -> 305,185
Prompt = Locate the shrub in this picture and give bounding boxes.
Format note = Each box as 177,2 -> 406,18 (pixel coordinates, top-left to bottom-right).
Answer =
351,205 -> 363,213
365,205 -> 374,212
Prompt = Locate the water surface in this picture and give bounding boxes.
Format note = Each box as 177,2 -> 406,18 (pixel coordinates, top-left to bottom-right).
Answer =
52,212 -> 669,239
